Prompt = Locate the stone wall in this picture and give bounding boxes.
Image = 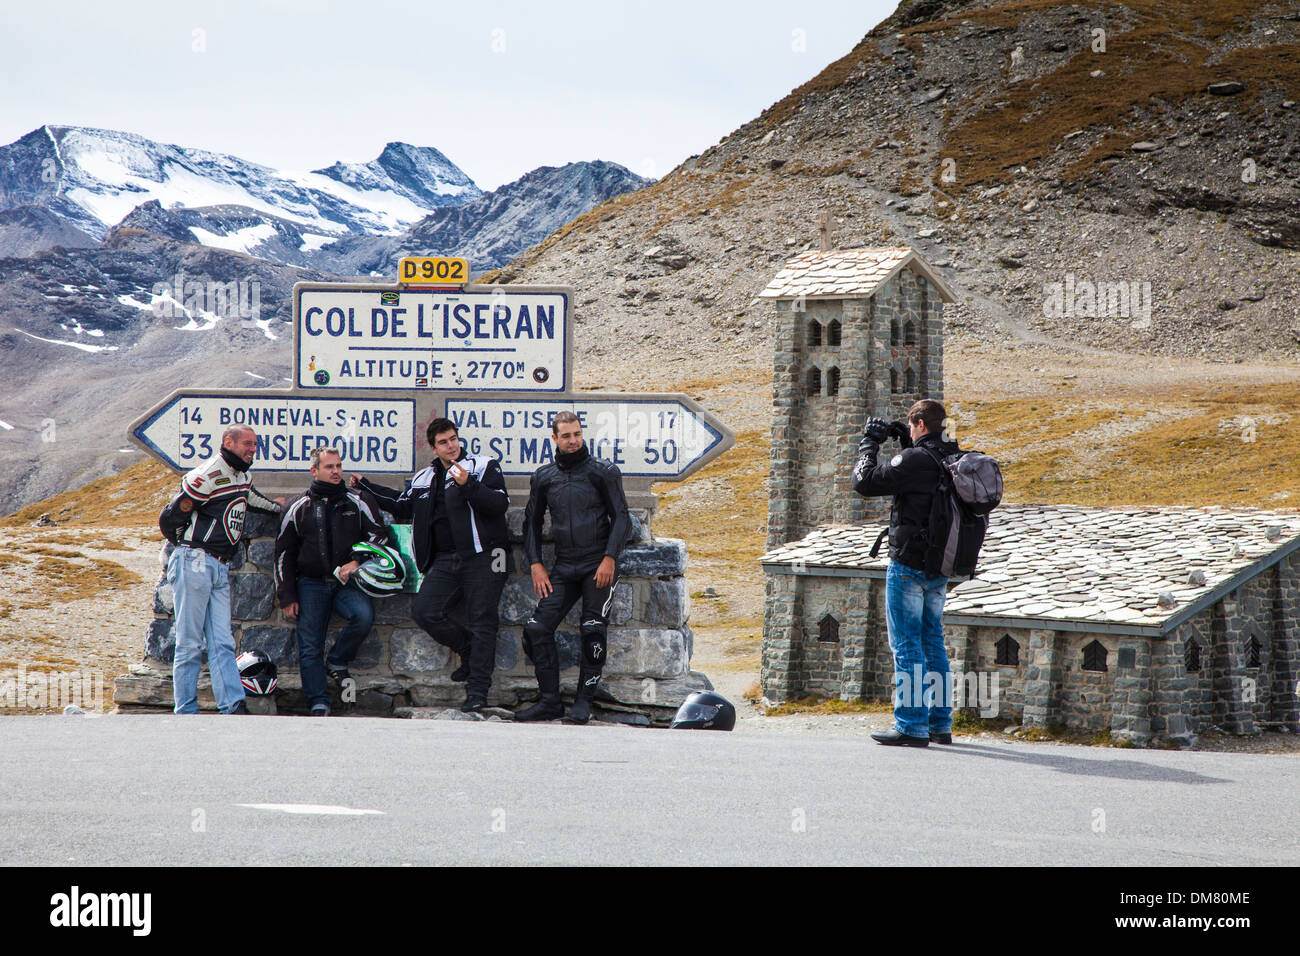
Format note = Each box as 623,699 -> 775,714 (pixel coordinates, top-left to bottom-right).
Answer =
116,504 -> 712,724
760,562 -> 1300,746
1168,556 -> 1300,736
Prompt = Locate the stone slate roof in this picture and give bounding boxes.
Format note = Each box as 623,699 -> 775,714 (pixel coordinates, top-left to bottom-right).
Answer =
761,505 -> 1300,636
757,247 -> 957,302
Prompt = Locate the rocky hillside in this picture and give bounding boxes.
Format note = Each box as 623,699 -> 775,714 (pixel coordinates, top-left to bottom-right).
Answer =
483,0 -> 1300,381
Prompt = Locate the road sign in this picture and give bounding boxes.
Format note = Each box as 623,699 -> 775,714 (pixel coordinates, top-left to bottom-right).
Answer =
398,257 -> 469,284
443,395 -> 731,479
294,283 -> 569,392
130,392 -> 418,474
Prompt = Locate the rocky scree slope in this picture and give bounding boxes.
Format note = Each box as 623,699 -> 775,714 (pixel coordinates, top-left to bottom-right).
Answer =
481,0 -> 1300,390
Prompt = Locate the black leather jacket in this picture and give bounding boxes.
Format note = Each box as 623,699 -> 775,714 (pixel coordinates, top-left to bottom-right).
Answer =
274,482 -> 388,605
852,431 -> 960,572
360,450 -> 510,572
523,446 -> 631,567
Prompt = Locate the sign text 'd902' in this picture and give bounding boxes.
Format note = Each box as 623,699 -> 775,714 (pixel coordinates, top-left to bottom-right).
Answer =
296,286 -> 568,392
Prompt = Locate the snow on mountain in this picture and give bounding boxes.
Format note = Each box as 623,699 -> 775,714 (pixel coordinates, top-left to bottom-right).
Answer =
0,125 -> 482,244
312,141 -> 479,209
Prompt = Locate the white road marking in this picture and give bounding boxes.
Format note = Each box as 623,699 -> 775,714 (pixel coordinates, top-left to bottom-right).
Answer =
236,803 -> 384,815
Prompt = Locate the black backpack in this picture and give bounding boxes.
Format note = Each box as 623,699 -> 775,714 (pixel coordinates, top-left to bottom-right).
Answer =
918,446 -> 1003,578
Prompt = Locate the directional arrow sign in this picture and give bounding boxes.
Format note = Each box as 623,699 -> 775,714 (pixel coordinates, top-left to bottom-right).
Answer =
443,395 -> 732,480
294,283 -> 570,392
130,391 -> 418,474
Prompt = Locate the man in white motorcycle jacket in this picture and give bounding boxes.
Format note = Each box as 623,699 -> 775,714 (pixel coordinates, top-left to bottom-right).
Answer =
159,425 -> 283,714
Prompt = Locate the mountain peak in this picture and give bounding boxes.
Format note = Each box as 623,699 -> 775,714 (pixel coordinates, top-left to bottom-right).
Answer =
312,142 -> 481,210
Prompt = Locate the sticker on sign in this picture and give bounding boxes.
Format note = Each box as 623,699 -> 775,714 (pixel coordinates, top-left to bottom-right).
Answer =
131,393 -> 417,473
295,284 -> 568,392
444,397 -> 729,479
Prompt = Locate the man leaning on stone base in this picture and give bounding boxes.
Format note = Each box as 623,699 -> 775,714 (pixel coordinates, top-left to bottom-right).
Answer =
275,446 -> 388,716
515,411 -> 631,724
852,399 -> 960,747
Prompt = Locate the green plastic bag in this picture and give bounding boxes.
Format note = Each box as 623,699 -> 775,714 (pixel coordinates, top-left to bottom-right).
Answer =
387,523 -> 423,593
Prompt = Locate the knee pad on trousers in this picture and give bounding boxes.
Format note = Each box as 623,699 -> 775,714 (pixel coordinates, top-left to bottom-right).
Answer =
580,625 -> 607,667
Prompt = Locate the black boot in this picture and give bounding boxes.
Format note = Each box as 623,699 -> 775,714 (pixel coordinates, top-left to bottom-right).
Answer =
450,654 -> 471,683
563,667 -> 602,725
514,639 -> 564,722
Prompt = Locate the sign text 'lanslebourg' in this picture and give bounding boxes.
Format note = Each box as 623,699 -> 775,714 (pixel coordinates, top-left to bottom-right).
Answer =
133,395 -> 417,473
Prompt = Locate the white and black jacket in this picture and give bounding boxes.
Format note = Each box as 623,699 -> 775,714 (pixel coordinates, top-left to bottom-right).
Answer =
359,450 -> 510,573
159,450 -> 279,560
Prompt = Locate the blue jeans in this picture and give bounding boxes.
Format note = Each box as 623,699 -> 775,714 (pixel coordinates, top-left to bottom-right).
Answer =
168,546 -> 245,714
295,577 -> 375,708
884,561 -> 952,738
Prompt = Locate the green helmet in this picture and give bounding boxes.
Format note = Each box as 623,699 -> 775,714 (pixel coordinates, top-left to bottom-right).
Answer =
350,542 -> 405,597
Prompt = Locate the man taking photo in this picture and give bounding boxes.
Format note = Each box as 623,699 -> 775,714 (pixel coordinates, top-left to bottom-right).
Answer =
852,399 -> 960,748
516,411 -> 631,724
275,446 -> 389,716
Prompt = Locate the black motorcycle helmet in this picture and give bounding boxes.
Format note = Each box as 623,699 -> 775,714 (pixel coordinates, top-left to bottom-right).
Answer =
236,649 -> 278,696
669,691 -> 736,731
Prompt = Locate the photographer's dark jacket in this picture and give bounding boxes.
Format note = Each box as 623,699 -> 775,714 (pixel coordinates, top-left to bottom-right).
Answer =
274,480 -> 388,606
852,432 -> 960,572
359,451 -> 509,572
159,449 -> 279,560
523,446 -> 631,567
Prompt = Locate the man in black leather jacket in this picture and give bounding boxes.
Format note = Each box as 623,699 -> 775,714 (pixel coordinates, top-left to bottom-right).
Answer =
515,411 -> 631,724
275,446 -> 388,715
852,399 -> 960,748
351,418 -> 510,713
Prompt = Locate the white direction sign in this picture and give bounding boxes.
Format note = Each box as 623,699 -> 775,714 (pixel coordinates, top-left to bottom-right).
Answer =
295,285 -> 569,392
131,392 -> 417,473
443,397 -> 729,479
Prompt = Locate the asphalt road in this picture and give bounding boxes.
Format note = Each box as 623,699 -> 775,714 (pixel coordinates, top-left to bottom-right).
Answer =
1,714 -> 1295,866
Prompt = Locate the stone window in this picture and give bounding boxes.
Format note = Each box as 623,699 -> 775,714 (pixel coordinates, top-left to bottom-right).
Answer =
904,319 -> 917,346
905,366 -> 918,391
1185,639 -> 1201,673
827,319 -> 842,347
890,317 -> 900,345
809,320 -> 822,347
818,614 -> 840,643
995,634 -> 1019,666
806,366 -> 821,396
1082,640 -> 1108,672
1245,634 -> 1262,668
826,366 -> 840,397
890,367 -> 900,394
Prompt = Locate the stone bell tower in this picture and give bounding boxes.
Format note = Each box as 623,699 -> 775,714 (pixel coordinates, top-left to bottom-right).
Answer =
757,247 -> 956,549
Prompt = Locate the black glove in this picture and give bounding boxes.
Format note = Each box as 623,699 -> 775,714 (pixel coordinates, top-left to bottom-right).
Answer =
862,417 -> 890,443
887,420 -> 912,448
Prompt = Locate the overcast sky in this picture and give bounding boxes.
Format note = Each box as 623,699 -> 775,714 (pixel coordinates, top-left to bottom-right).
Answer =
0,0 -> 897,190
